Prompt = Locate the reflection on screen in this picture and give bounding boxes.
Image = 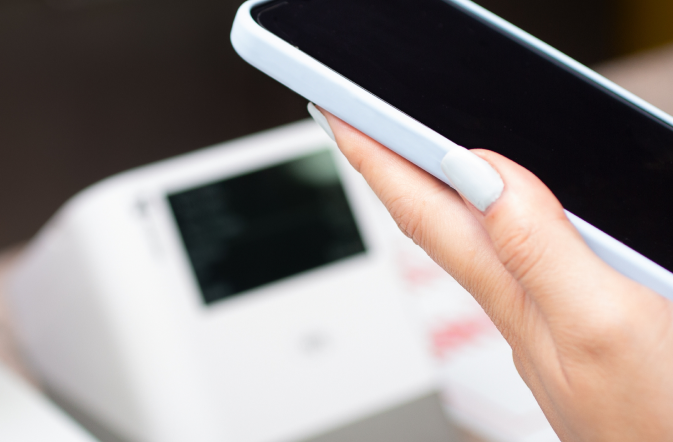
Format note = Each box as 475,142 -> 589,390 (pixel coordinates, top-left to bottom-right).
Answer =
169,150 -> 366,305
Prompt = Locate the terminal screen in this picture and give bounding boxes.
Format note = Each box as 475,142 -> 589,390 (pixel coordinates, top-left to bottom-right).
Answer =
169,150 -> 366,305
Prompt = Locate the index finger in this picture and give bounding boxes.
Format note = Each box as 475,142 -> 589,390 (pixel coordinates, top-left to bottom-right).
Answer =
320,109 -> 526,334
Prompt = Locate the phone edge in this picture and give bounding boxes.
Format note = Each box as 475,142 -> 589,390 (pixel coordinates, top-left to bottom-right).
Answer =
231,0 -> 673,299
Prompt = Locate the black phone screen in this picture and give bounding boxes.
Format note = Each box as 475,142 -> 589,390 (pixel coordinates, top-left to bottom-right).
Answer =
253,0 -> 673,273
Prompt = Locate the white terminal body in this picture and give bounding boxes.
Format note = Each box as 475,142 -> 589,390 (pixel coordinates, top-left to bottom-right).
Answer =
6,121 -> 451,442
0,363 -> 99,442
231,0 -> 673,300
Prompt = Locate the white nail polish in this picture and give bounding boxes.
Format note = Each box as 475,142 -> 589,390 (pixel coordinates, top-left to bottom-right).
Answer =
307,102 -> 336,142
441,148 -> 504,212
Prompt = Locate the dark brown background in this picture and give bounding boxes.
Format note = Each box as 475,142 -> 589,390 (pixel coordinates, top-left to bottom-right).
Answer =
0,0 -> 672,249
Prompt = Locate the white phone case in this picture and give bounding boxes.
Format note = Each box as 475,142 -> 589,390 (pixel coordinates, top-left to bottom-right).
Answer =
231,0 -> 673,299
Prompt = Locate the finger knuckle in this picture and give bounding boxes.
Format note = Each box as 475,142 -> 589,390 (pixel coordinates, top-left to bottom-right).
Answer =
494,222 -> 545,281
388,195 -> 425,244
566,314 -> 631,360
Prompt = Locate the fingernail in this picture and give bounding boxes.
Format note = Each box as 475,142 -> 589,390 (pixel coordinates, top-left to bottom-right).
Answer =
307,102 -> 336,142
441,148 -> 504,212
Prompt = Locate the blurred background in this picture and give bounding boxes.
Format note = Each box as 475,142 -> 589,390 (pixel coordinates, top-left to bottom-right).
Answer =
1,0 -> 673,249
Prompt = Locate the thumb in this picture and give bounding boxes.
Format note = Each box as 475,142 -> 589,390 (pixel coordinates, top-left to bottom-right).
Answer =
445,148 -> 637,317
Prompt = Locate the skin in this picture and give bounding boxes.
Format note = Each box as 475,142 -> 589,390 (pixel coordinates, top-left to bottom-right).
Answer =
319,108 -> 673,441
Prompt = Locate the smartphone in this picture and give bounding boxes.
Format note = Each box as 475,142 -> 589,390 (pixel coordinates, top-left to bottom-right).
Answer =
231,0 -> 673,299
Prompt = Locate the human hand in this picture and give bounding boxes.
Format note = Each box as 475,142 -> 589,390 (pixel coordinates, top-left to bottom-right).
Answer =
309,105 -> 673,441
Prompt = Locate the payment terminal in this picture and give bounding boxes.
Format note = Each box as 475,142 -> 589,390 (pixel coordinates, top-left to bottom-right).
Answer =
7,121 -> 457,442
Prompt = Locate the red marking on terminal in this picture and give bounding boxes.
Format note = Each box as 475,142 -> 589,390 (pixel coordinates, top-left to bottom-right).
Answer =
431,316 -> 498,359
397,252 -> 447,287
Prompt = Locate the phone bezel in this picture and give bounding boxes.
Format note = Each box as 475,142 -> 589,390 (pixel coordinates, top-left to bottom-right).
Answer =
231,0 -> 673,298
